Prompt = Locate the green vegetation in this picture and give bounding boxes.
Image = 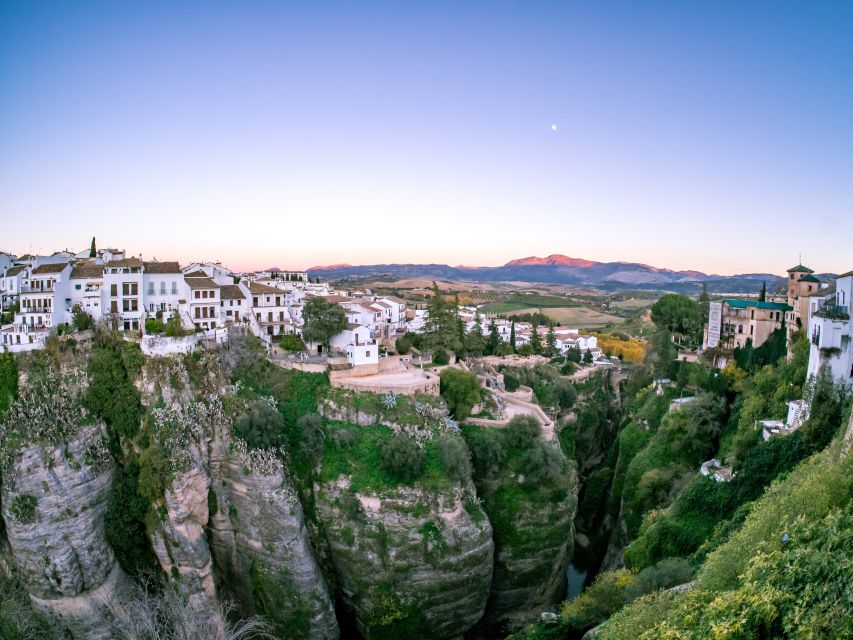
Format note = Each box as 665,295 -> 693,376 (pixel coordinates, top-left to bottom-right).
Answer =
378,435 -> 425,482
71,304 -> 95,331
650,293 -> 702,345
0,350 -> 18,416
105,461 -> 158,576
439,368 -> 481,420
279,333 -> 306,352
9,494 -> 38,524
85,339 -> 144,445
302,296 -> 347,350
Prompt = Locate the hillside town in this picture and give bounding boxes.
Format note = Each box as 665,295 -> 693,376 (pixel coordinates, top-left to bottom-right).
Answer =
0,241 -> 604,376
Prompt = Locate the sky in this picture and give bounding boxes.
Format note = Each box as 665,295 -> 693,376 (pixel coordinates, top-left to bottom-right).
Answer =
1,1 -> 852,275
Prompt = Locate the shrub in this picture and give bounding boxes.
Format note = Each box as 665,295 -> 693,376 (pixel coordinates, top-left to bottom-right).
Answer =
519,443 -> 565,488
279,333 -> 306,352
436,435 -> 472,481
332,428 -> 357,448
85,345 -> 143,444
467,428 -> 507,477
378,435 -> 425,483
505,415 -> 540,450
503,370 -> 520,392
623,557 -> 693,601
9,494 -> 38,524
432,348 -> 450,365
395,335 -> 412,355
71,304 -> 95,331
296,413 -> 325,467
233,399 -> 285,450
439,368 -> 481,420
144,317 -> 166,334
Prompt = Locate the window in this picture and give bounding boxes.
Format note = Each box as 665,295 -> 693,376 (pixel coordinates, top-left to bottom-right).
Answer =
366,351 -> 371,357
160,281 -> 166,295
148,283 -> 155,296
111,284 -> 117,297
171,281 -> 177,295
194,291 -> 200,299
123,299 -> 138,312
195,307 -> 200,318
111,301 -> 118,313
122,282 -> 138,296
750,325 -> 754,335
75,284 -> 81,290
738,324 -> 743,334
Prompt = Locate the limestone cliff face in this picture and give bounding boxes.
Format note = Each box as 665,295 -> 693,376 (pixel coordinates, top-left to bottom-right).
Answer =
148,452 -> 219,616
0,421 -> 134,639
315,478 -> 494,640
209,453 -> 339,640
475,450 -> 578,635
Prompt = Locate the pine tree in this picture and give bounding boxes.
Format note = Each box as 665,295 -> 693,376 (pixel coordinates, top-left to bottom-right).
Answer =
89,237 -> 97,258
530,324 -> 543,355
486,320 -> 501,355
546,323 -> 557,357
510,321 -> 517,352
758,282 -> 767,302
466,309 -> 486,356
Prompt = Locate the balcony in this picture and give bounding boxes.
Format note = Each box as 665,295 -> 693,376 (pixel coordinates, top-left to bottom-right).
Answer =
20,284 -> 55,294
814,303 -> 850,321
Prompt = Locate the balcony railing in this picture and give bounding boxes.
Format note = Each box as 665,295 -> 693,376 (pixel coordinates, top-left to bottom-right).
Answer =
814,304 -> 850,321
20,284 -> 55,294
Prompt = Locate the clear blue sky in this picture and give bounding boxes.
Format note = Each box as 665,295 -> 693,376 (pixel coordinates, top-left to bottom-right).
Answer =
1,1 -> 851,274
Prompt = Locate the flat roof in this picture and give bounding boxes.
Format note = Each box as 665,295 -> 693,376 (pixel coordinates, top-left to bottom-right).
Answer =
724,299 -> 792,311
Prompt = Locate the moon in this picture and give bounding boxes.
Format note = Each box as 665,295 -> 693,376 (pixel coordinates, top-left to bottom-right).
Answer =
551,124 -> 558,131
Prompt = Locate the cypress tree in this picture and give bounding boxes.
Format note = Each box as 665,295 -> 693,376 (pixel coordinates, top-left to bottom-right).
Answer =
89,236 -> 97,258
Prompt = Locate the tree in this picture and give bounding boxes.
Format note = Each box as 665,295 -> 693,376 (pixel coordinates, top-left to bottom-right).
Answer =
378,435 -> 425,483
424,282 -> 460,355
395,334 -> 412,355
583,348 -> 594,364
85,345 -> 143,444
439,368 -> 481,420
486,320 -> 501,356
546,323 -> 557,357
510,321 -> 517,352
650,329 -> 676,378
698,284 -> 710,322
650,294 -> 702,344
89,236 -> 97,258
164,312 -> 187,337
530,325 -> 543,355
302,296 -> 346,351
465,309 -> 486,356
70,305 -> 95,331
758,282 -> 767,302
0,351 -> 18,416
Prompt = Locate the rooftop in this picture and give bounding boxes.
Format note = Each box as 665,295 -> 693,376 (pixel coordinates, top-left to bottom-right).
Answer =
186,277 -> 219,290
724,299 -> 792,311
799,274 -> 820,283
786,264 -> 815,273
248,281 -> 281,294
105,257 -> 144,268
32,262 -> 69,275
71,264 -> 104,278
5,265 -> 26,277
220,284 -> 247,300
144,261 -> 182,274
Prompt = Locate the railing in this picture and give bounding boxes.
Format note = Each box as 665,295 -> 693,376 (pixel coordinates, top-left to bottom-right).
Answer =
814,304 -> 850,321
20,284 -> 55,294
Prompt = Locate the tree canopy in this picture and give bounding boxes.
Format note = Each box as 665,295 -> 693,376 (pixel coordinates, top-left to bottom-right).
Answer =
302,297 -> 347,349
650,294 -> 702,343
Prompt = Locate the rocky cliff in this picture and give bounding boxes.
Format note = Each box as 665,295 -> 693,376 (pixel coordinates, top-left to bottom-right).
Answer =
1,420 -> 134,639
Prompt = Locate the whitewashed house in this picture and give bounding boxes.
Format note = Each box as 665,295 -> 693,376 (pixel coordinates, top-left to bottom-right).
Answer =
329,324 -> 378,366
185,273 -> 221,330
68,263 -> 104,322
219,284 -> 251,325
805,271 -> 853,387
1,264 -> 27,312
8,261 -> 72,348
103,258 -> 145,331
183,262 -> 235,286
248,281 -> 294,337
143,261 -> 184,319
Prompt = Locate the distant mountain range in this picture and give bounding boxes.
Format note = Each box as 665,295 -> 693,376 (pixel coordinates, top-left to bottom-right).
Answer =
307,254 -> 792,294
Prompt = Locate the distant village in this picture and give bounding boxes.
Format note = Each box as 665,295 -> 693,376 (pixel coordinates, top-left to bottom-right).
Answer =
0,241 -> 603,378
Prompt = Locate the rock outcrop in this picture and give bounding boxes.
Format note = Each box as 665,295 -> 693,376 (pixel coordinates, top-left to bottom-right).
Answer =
0,421 -> 135,639
315,477 -> 494,640
210,452 -> 339,639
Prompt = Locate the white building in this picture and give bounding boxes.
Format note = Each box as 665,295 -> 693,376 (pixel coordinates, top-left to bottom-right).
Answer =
805,271 -> 853,388
143,261 -> 184,319
185,273 -> 221,330
248,281 -> 294,337
329,324 -> 378,366
9,261 -> 73,347
219,284 -> 251,326
103,258 -> 145,331
69,263 -> 104,322
1,264 -> 27,312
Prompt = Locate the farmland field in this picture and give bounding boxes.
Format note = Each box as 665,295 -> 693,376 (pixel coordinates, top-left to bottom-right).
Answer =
505,306 -> 624,328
